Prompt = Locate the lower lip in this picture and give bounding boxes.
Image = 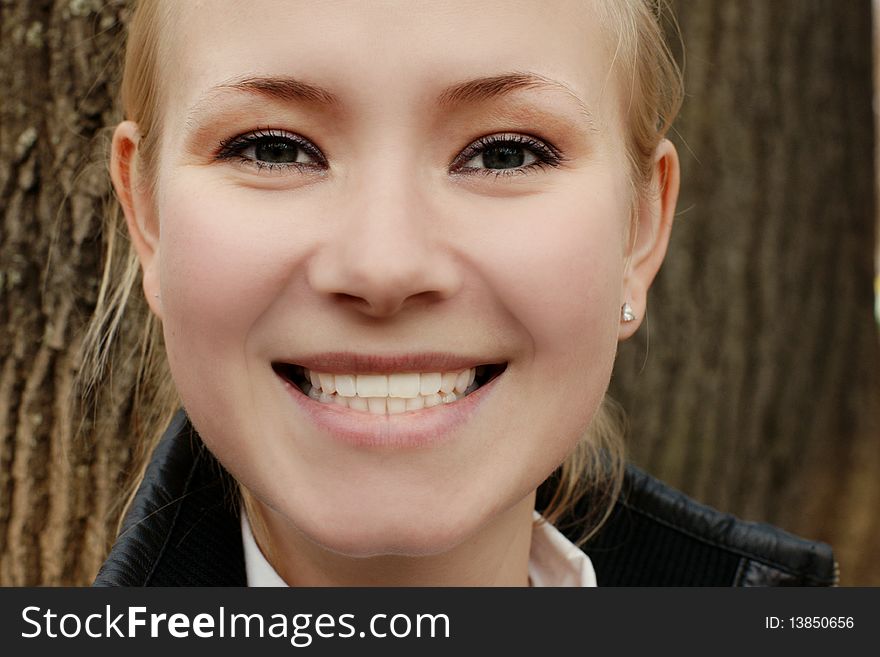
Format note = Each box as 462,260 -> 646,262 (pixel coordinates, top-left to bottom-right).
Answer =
278,373 -> 501,448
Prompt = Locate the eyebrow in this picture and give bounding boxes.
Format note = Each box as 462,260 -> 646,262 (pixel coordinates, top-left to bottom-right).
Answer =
436,72 -> 595,125
187,71 -> 595,128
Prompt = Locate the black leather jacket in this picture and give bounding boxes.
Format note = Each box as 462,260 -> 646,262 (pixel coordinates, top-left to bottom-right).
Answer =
94,411 -> 837,586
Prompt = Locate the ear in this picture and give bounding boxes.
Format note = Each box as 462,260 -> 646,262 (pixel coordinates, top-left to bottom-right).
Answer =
618,138 -> 680,340
110,120 -> 163,320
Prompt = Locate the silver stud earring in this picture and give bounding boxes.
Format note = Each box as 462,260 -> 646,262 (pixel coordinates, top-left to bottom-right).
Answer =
621,302 -> 636,323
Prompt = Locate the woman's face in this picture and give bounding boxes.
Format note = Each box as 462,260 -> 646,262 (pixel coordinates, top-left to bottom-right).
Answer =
140,0 -> 641,556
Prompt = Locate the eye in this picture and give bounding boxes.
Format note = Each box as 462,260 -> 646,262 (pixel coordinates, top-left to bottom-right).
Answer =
216,128 -> 325,172
451,133 -> 565,179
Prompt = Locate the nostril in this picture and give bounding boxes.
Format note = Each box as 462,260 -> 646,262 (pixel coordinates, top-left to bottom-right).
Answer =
334,292 -> 364,305
334,292 -> 401,317
307,241 -> 463,319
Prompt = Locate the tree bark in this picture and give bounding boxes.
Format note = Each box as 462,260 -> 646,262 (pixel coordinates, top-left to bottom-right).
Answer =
612,0 -> 880,585
0,0 -> 133,585
1,0 -> 877,585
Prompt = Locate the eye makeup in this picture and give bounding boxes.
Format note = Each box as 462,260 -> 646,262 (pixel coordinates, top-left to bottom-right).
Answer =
214,127 -> 568,180
216,128 -> 327,173
449,132 -> 567,179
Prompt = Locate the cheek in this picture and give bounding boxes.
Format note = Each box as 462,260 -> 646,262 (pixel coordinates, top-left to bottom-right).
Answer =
478,184 -> 627,363
468,177 -> 629,468
155,183 -> 298,403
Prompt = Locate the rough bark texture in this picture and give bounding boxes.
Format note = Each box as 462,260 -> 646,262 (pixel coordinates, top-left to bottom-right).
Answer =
612,0 -> 880,585
0,0 -> 133,585
1,0 -> 878,585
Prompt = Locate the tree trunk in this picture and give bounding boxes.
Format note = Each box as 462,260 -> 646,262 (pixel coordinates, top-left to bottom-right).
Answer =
0,0 -> 133,585
612,0 -> 880,585
1,0 -> 877,586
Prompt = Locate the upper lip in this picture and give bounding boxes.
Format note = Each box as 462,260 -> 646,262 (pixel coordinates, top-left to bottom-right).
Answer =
275,352 -> 505,374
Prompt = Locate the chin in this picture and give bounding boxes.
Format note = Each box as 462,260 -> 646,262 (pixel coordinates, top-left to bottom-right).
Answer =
293,501 -> 484,559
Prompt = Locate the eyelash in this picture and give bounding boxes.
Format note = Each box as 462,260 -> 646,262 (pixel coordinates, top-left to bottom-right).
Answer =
217,128 -> 326,173
451,133 -> 565,179
215,128 -> 566,179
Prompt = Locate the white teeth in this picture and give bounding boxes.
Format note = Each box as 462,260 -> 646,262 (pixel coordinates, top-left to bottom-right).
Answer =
357,374 -> 388,397
424,393 -> 443,408
309,388 -> 466,414
454,370 -> 470,394
440,372 -> 457,394
388,372 -> 421,398
386,397 -> 407,414
405,396 -> 425,411
335,374 -> 357,397
420,373 -> 441,395
318,373 -> 336,395
296,365 -> 491,415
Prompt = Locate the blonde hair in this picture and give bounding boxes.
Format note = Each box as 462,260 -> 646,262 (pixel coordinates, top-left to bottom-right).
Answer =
78,0 -> 683,545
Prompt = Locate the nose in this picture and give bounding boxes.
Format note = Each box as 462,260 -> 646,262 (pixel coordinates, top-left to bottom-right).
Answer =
307,175 -> 462,318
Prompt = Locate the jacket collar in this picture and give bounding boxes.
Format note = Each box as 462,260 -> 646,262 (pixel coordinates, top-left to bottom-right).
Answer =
95,411 -> 245,586
95,410 -> 837,587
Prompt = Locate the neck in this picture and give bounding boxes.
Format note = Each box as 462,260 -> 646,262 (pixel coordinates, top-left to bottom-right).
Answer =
247,493 -> 536,587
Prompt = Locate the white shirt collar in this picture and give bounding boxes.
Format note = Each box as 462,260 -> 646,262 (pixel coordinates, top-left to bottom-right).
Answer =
241,510 -> 597,587
241,508 -> 288,587
526,511 -> 597,587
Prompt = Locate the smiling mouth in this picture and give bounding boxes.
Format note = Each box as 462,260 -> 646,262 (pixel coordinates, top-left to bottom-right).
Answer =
272,362 -> 507,415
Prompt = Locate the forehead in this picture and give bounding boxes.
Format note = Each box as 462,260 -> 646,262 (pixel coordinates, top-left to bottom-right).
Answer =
164,0 -> 618,126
